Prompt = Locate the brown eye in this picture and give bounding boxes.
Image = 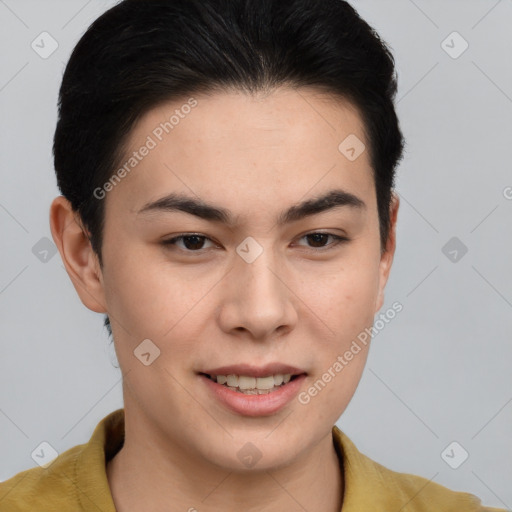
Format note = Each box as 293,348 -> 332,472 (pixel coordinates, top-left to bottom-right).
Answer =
297,232 -> 349,250
162,234 -> 215,252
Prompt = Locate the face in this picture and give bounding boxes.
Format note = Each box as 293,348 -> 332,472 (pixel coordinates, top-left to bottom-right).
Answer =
53,86 -> 398,472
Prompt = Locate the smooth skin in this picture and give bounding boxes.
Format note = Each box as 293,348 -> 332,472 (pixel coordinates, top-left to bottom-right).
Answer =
50,86 -> 399,512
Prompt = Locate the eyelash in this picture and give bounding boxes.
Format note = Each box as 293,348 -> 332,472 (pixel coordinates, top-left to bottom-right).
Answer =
161,232 -> 350,254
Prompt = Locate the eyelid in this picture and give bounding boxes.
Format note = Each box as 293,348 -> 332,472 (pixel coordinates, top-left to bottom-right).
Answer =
292,232 -> 350,252
161,233 -> 218,252
161,231 -> 350,253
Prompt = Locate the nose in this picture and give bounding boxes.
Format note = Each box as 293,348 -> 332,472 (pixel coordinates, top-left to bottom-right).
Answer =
216,244 -> 298,341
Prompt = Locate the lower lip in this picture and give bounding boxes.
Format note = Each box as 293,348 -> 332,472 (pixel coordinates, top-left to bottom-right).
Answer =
200,374 -> 307,417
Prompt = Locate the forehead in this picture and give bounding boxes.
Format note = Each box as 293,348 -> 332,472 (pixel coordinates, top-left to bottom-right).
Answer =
106,86 -> 375,220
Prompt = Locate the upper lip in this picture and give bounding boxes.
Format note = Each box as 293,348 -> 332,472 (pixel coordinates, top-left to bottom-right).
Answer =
199,363 -> 307,378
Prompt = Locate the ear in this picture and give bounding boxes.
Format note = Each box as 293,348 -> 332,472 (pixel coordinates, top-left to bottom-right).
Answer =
375,192 -> 399,313
49,196 -> 107,313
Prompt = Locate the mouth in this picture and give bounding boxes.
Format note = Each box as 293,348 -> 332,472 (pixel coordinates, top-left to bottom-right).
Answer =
199,372 -> 306,395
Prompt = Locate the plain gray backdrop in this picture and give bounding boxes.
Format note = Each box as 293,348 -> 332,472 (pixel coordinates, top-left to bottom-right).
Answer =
1,0 -> 511,509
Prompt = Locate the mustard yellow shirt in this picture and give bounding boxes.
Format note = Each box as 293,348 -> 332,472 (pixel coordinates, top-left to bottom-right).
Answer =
0,408 -> 505,511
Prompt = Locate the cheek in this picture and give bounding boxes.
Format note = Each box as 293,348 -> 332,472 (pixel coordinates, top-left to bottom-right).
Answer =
100,244 -> 175,341
297,257 -> 380,332
295,254 -> 379,412
297,344 -> 370,428
101,244 -> 222,354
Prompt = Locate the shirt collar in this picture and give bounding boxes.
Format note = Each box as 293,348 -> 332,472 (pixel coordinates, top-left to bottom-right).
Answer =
332,425 -> 393,510
75,408 -> 124,512
75,408 -> 391,511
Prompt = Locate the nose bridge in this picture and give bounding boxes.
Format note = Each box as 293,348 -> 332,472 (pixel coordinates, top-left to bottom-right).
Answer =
236,236 -> 284,302
221,235 -> 296,338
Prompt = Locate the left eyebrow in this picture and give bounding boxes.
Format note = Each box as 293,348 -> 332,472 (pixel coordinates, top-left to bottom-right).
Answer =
136,188 -> 366,227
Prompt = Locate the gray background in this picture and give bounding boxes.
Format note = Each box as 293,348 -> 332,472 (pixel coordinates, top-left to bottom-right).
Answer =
0,0 -> 511,509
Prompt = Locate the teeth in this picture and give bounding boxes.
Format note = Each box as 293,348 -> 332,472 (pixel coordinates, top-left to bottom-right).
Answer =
213,373 -> 293,390
226,374 -> 238,387
217,375 -> 228,385
224,386 -> 282,395
274,374 -> 284,386
238,375 -> 256,390
255,376 -> 275,389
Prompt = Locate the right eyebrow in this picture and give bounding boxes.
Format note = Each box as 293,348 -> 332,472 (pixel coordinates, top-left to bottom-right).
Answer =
136,188 -> 366,227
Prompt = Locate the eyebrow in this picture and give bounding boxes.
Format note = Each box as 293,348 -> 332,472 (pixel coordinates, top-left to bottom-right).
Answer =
136,188 -> 366,227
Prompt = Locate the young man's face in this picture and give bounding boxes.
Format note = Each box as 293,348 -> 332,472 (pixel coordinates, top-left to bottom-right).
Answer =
53,86 -> 398,470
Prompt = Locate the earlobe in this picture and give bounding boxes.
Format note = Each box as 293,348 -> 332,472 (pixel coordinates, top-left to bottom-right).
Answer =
49,196 -> 107,314
375,192 -> 400,313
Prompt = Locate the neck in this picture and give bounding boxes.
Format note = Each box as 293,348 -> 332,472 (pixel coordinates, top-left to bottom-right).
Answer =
106,411 -> 343,512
